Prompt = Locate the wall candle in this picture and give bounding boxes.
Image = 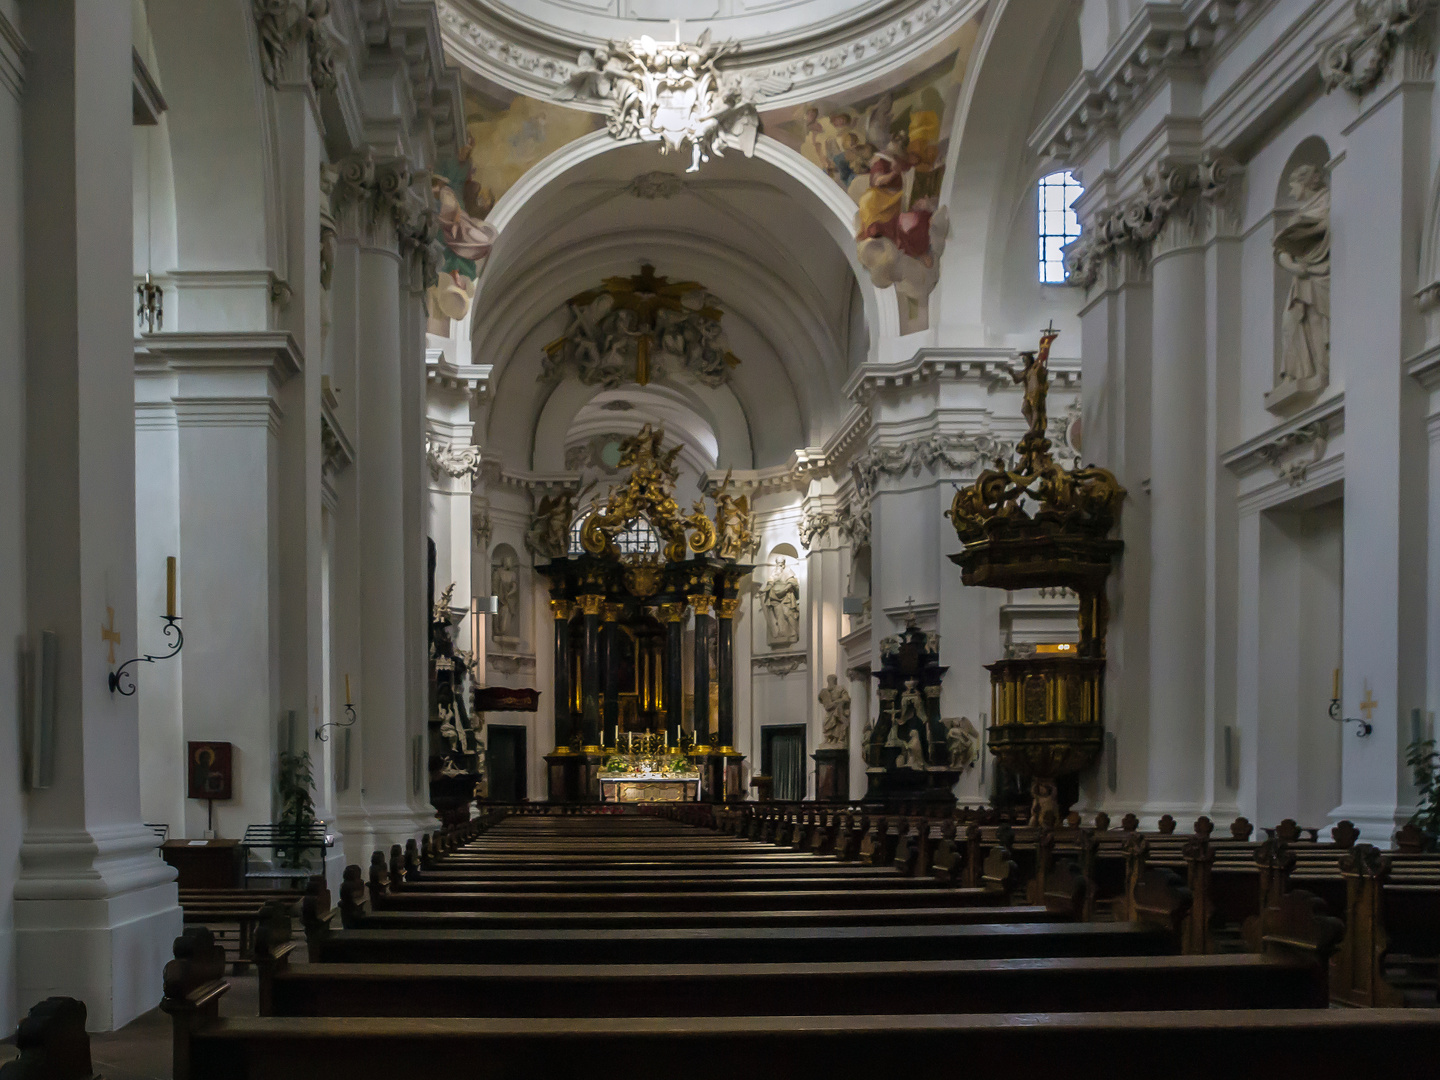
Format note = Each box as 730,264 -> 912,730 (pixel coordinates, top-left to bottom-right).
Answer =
166,556 -> 176,617
344,673 -> 352,706
1333,668 -> 1340,700
470,597 -> 479,663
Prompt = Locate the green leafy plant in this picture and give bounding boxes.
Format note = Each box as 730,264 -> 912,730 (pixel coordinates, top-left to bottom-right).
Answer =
1405,737 -> 1440,850
277,748 -> 317,868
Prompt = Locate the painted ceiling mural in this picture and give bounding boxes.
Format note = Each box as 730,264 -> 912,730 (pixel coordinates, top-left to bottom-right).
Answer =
430,84 -> 604,320
432,17 -> 981,335
764,19 -> 981,334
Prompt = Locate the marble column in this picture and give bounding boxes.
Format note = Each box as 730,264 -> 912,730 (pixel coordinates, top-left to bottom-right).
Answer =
578,594 -> 603,749
661,601 -> 686,746
16,0 -> 181,1029
1143,218 -> 1209,824
717,597 -> 738,749
691,594 -> 714,743
550,600 -> 573,749
602,602 -> 623,748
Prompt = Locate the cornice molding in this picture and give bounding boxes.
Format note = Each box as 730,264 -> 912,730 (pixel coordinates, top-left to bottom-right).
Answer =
845,347 -> 1081,403
437,0 -> 986,111
0,6 -> 24,103
1029,0 -> 1268,164
426,348 -> 492,401
137,330 -> 303,384
1221,392 -> 1344,476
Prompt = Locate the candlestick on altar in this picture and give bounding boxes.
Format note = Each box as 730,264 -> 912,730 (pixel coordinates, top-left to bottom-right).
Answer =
166,556 -> 176,617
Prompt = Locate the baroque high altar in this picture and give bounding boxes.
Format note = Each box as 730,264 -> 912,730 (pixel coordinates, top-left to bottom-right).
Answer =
537,425 -> 753,803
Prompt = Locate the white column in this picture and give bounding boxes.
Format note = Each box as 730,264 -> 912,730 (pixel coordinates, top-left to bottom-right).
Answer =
803,489 -> 844,800
1331,58 -> 1431,841
271,87 -> 332,876
17,0 -> 180,1030
343,186 -> 432,848
0,1 -> 27,1034
1077,248 -> 1152,817
1143,221 -> 1208,824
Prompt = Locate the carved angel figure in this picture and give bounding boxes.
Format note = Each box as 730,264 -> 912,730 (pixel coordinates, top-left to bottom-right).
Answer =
942,716 -> 978,771
525,486 -> 589,560
710,471 -> 753,561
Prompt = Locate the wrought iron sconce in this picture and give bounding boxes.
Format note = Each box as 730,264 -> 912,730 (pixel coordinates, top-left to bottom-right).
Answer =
109,557 -> 184,695
1329,697 -> 1372,738
316,702 -> 357,743
109,614 -> 184,695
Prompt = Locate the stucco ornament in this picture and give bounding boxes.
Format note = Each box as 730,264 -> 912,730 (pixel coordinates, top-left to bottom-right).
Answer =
555,32 -> 791,172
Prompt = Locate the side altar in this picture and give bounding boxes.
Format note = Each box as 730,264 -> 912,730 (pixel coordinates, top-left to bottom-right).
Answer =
536,425 -> 753,803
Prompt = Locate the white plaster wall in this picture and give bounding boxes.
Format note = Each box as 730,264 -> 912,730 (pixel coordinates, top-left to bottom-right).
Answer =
0,0 -> 27,1030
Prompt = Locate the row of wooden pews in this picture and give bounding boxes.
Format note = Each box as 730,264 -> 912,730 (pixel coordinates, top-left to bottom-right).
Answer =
710,803 -> 1440,1005
130,804 -> 1440,1079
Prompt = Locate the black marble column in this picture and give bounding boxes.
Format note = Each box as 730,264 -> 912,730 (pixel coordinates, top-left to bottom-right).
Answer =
661,601 -> 686,746
716,597 -> 737,750
550,599 -> 573,750
601,602 -> 622,749
691,595 -> 714,744
579,595 -> 603,748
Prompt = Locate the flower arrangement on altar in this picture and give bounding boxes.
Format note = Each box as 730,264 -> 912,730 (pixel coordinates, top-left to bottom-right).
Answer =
600,731 -> 699,778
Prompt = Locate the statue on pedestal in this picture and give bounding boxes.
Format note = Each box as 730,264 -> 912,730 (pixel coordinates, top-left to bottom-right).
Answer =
818,675 -> 850,748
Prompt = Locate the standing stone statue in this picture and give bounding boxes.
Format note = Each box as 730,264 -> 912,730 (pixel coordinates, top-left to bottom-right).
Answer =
492,549 -> 520,640
818,674 -> 851,748
1271,164 -> 1330,404
759,558 -> 800,648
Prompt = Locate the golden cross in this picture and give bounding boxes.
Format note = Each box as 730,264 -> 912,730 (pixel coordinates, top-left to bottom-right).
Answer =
1359,683 -> 1379,721
101,607 -> 121,665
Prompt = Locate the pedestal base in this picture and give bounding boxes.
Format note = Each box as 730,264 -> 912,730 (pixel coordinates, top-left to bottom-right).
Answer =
861,764 -> 960,808
546,751 -> 606,803
813,747 -> 849,803
695,749 -> 746,802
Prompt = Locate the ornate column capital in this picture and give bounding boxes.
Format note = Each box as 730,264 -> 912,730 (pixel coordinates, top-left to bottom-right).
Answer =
717,597 -> 741,619
1068,154 -> 1245,283
659,601 -> 689,623
549,598 -> 574,620
601,601 -> 625,623
688,594 -> 716,617
1320,0 -> 1437,96
253,0 -> 336,94
577,594 -> 606,617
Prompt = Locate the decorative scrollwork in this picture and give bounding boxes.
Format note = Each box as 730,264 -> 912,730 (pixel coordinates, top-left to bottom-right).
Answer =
579,424 -> 717,563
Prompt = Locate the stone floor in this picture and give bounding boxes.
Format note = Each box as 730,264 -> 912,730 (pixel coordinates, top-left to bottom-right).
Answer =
0,975 -> 259,1080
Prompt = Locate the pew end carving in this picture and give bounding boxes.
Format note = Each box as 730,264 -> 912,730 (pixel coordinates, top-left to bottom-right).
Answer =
161,927 -> 230,1080
0,997 -> 93,1080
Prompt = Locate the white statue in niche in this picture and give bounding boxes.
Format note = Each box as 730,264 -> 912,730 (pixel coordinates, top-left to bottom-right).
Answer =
1268,164 -> 1330,409
818,675 -> 851,749
942,716 -> 979,771
759,558 -> 800,648
491,550 -> 520,640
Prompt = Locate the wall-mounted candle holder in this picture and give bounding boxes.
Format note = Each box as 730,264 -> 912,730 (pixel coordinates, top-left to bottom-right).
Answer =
109,614 -> 184,695
317,673 -> 358,742
110,557 -> 184,695
1329,697 -> 1372,738
316,702 -> 357,743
